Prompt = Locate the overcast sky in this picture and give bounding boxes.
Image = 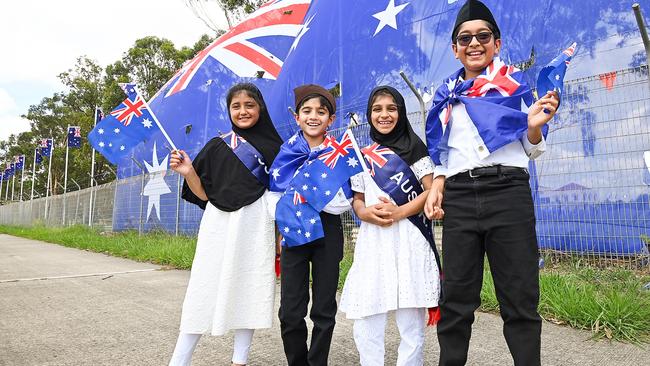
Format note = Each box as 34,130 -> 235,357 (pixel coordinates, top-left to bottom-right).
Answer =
0,0 -> 225,142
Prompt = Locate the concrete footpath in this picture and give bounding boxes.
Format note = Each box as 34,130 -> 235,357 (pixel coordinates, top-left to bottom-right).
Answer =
0,234 -> 646,365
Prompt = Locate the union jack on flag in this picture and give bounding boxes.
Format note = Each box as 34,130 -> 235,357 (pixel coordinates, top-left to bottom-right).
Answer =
467,58 -> 521,98
318,130 -> 354,169
293,191 -> 306,205
110,95 -> 146,127
221,131 -> 247,149
160,0 -> 312,98
361,142 -> 395,176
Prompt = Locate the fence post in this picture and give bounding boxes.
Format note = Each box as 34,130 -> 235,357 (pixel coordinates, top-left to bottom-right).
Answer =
399,71 -> 427,137
633,3 -> 650,89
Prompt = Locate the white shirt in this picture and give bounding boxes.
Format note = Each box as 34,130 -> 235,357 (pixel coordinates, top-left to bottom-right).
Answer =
434,102 -> 546,178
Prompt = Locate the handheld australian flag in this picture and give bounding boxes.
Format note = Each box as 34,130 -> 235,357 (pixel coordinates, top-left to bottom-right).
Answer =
67,126 -> 82,148
536,42 -> 577,108
87,83 -> 162,165
275,129 -> 363,247
39,138 -> 53,157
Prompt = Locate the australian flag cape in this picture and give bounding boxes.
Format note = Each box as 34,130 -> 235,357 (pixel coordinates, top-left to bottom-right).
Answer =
361,143 -> 438,257
220,131 -> 271,188
271,130 -> 361,247
426,57 -> 547,166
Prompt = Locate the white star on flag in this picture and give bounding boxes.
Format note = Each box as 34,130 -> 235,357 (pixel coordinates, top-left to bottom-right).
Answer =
305,232 -> 311,238
372,0 -> 409,36
142,118 -> 153,128
302,184 -> 308,191
120,145 -> 125,151
309,218 -> 316,224
312,186 -> 317,191
114,128 -> 120,134
325,190 -> 331,196
304,172 -> 310,177
284,227 -> 290,233
347,156 -> 359,167
290,14 -> 315,53
108,143 -> 113,147
98,142 -> 105,147
288,134 -> 298,145
296,210 -> 302,217
297,229 -> 302,234
321,173 -> 327,178
98,128 -> 104,134
272,168 -> 281,180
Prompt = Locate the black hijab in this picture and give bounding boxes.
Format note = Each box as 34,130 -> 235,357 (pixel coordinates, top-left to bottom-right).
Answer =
182,83 -> 283,212
367,86 -> 429,166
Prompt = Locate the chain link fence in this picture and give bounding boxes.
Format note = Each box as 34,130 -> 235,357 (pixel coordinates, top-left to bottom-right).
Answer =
0,66 -> 648,271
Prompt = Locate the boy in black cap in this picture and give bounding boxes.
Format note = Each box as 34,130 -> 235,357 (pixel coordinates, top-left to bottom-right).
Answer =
424,1 -> 559,365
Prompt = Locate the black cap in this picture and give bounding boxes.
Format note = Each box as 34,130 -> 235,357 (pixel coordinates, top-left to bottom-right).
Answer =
451,0 -> 501,41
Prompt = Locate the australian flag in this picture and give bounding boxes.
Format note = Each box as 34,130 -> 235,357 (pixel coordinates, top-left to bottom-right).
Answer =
68,126 -> 82,148
275,129 -> 363,246
39,138 -> 53,157
536,42 -> 577,107
35,148 -> 43,165
14,155 -> 24,171
88,83 -> 162,164
5,163 -> 15,178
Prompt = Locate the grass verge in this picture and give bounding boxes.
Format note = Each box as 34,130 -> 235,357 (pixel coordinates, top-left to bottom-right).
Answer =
2,224 -> 649,343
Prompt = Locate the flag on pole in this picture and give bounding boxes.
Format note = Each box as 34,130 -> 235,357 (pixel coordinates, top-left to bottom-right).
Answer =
35,148 -> 43,165
6,163 -> 15,177
88,83 -> 163,164
14,155 -> 25,170
95,107 -> 104,125
39,138 -> 53,157
68,126 -> 82,148
536,42 -> 577,107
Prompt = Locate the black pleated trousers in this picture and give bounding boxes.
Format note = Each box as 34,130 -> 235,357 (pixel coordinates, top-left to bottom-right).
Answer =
437,170 -> 542,366
279,212 -> 344,366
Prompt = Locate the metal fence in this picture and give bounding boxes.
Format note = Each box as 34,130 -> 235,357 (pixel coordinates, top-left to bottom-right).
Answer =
0,66 -> 648,271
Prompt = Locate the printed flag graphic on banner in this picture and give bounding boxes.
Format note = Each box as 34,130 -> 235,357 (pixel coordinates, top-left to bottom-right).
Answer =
88,84 -> 162,164
68,126 -> 82,148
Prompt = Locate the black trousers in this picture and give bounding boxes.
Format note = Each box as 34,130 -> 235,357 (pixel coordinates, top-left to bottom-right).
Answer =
437,170 -> 541,366
279,212 -> 344,366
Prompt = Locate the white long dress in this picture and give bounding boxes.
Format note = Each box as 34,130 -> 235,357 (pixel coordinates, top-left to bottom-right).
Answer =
179,191 -> 276,336
339,157 -> 440,320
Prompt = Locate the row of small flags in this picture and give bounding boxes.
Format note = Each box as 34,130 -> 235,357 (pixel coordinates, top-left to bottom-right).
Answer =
1,126 -> 83,182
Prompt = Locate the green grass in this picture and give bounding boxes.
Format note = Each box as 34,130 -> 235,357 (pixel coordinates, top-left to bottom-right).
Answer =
0,224 -> 196,269
481,261 -> 650,344
3,224 -> 650,343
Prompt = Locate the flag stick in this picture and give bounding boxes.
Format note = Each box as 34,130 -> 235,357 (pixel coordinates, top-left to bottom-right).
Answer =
31,149 -> 37,201
11,168 -> 15,201
20,156 -> 25,201
0,169 -> 4,202
346,129 -> 370,173
44,138 -> 54,220
63,127 -> 70,225
89,108 -> 98,226
135,86 -> 177,151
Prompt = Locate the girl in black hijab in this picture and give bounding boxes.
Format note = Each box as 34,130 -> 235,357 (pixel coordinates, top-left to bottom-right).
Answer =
340,86 -> 441,365
168,83 -> 282,366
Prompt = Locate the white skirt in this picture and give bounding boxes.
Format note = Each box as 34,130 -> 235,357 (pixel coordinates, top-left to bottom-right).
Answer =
340,215 -> 440,320
179,192 -> 276,335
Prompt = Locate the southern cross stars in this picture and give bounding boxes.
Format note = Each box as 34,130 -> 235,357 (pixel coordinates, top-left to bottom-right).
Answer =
372,0 -> 409,36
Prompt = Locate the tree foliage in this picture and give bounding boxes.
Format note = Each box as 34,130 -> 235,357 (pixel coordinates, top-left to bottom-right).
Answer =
0,33 -> 216,202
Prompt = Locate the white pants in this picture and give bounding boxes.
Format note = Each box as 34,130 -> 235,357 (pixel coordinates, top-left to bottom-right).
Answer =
353,308 -> 426,366
168,329 -> 254,365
